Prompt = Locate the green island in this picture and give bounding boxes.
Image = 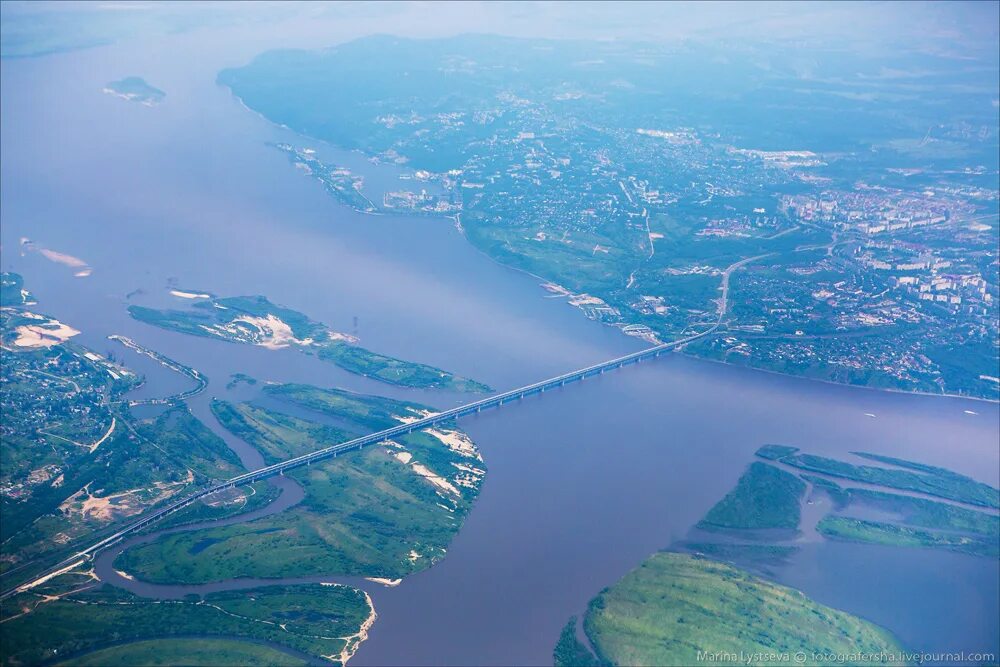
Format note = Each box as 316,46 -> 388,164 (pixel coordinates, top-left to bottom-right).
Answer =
1,574 -> 371,667
816,516 -> 998,558
697,462 -> 806,532
103,77 -> 165,105
129,294 -> 490,392
115,384 -> 485,583
226,372 -> 258,389
804,485 -> 999,557
1,294 -> 245,588
744,447 -> 1000,557
565,552 -> 904,667
758,447 -> 999,509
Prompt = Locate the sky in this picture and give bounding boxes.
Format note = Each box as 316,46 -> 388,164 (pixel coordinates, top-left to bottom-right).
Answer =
2,1 -> 998,59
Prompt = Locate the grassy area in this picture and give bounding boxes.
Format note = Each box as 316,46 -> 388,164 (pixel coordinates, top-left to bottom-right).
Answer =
211,399 -> 351,464
845,488 -> 998,538
129,296 -> 490,392
817,516 -> 998,558
317,341 -> 489,392
58,638 -> 306,667
0,578 -> 370,666
116,396 -> 485,583
553,617 -> 602,667
136,405 -> 244,481
262,382 -> 427,432
580,552 -> 905,667
697,462 -> 806,531
146,482 -> 280,533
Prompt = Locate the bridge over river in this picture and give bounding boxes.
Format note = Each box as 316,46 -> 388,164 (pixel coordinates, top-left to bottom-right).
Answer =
2,324 -> 719,600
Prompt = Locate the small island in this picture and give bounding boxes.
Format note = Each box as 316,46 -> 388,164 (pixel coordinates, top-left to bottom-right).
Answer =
103,77 -> 165,106
128,293 -> 490,392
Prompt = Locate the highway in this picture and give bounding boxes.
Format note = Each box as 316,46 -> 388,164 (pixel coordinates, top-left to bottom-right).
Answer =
1,324 -> 718,600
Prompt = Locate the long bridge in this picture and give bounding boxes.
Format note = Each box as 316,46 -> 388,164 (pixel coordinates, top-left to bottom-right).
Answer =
2,324 -> 718,600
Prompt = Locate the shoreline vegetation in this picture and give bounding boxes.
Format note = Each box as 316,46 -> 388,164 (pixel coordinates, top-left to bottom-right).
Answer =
128,294 -> 490,392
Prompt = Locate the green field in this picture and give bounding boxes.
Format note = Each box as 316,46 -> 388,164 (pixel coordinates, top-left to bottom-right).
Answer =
577,552 -> 905,667
1,578 -> 370,666
263,382 -> 427,430
59,638 -> 305,667
116,392 -> 485,583
697,462 -> 806,531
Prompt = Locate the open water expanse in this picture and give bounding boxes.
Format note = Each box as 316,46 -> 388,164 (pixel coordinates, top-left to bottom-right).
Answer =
1,15 -> 997,666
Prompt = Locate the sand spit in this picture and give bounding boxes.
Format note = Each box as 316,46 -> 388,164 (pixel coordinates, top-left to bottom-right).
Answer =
169,289 -> 211,299
332,589 -> 377,665
364,577 -> 402,587
36,248 -> 92,277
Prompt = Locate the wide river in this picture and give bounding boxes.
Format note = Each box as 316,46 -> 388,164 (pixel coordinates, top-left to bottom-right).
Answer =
2,14 -> 997,666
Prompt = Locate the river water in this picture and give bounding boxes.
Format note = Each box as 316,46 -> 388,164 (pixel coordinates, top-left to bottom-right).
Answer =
1,14 -> 997,666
